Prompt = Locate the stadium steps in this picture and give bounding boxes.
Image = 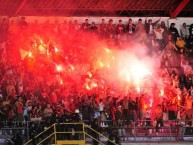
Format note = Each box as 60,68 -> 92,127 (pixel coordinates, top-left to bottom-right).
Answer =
51,140 -> 90,145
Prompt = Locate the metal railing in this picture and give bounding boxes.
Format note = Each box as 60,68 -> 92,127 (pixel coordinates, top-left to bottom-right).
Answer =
23,122 -> 117,145
108,119 -> 193,142
85,124 -> 117,145
0,120 -> 32,142
1,119 -> 193,144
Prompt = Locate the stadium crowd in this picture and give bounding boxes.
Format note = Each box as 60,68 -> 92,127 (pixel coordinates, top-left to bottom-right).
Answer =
0,17 -> 193,143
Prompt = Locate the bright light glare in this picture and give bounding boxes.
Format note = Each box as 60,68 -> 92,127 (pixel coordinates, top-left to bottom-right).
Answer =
178,95 -> 180,100
91,83 -> 98,88
86,84 -> 90,90
87,72 -> 92,78
70,65 -> 74,70
136,86 -> 140,92
130,63 -> 151,79
56,65 -> 62,72
120,60 -> 152,84
55,47 -> 58,52
105,48 -> 111,53
28,52 -> 33,57
99,62 -> 104,67
160,89 -> 164,96
60,79 -> 63,85
150,99 -> 153,107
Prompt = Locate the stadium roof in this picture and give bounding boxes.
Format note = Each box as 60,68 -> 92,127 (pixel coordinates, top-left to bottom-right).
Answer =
0,0 -> 193,17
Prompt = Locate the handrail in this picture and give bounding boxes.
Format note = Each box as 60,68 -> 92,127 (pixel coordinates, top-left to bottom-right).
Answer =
33,123 -> 55,139
83,122 -> 85,141
85,124 -> 117,145
24,122 -> 87,145
24,138 -> 32,145
57,122 -> 114,144
85,132 -> 105,145
54,123 -> 56,144
24,123 -> 55,145
24,122 -> 117,145
37,133 -> 54,145
12,119 -> 193,145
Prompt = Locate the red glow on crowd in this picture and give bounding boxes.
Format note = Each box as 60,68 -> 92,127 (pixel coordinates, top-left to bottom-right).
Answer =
12,29 -> 159,106
1,17 -> 189,114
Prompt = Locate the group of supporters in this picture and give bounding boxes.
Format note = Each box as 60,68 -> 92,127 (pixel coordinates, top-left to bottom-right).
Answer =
0,17 -> 193,144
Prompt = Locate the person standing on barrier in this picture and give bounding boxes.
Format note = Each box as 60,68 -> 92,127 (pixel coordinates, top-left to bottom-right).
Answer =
122,96 -> 129,126
15,97 -> 23,123
135,97 -> 139,124
154,104 -> 163,135
185,95 -> 193,128
43,103 -> 53,126
177,109 -> 186,141
128,96 -> 137,125
60,109 -> 71,140
138,94 -> 146,126
168,93 -> 178,120
23,100 -> 32,121
91,118 -> 100,145
99,98 -> 106,127
161,98 -> 168,121
71,109 -> 82,140
109,98 -> 116,126
145,106 -> 152,135
185,95 -> 193,115
115,105 -> 123,126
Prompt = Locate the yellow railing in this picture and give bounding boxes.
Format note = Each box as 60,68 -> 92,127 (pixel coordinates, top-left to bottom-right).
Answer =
24,123 -> 55,145
85,124 -> 117,145
24,122 -> 117,145
37,133 -> 54,145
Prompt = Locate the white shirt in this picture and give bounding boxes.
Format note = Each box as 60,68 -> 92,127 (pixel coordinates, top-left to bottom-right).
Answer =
99,102 -> 104,112
128,24 -> 133,33
149,25 -> 153,34
154,28 -> 164,40
181,26 -> 189,37
23,107 -> 32,116
146,109 -> 151,118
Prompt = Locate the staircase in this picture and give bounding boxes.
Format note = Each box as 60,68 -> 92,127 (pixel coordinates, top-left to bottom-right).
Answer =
24,122 -> 117,145
52,140 -> 89,145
